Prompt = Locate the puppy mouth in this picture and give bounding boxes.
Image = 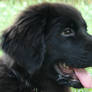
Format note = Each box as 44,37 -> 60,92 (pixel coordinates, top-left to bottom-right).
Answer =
54,63 -> 92,88
55,63 -> 78,80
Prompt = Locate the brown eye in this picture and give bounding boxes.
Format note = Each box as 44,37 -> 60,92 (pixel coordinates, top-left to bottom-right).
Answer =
61,28 -> 75,37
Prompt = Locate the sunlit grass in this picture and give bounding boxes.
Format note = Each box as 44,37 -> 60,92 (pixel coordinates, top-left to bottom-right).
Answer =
0,0 -> 92,92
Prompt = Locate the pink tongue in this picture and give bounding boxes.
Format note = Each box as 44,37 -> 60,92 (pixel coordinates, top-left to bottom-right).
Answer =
74,68 -> 92,88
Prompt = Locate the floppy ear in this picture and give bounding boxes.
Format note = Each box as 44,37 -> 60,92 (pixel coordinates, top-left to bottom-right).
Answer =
1,5 -> 48,74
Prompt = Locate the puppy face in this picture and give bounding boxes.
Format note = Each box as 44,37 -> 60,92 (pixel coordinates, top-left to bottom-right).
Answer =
43,4 -> 92,88
2,3 -> 92,89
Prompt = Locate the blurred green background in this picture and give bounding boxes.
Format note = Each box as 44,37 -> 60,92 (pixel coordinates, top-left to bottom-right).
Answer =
0,0 -> 92,92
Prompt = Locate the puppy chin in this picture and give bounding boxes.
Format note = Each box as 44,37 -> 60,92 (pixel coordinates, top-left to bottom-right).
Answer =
57,79 -> 83,88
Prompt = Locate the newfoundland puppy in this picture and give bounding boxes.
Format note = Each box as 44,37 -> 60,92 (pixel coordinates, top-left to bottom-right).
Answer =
0,3 -> 92,92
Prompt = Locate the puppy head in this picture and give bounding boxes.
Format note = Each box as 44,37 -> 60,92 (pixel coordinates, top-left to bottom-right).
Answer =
2,3 -> 92,88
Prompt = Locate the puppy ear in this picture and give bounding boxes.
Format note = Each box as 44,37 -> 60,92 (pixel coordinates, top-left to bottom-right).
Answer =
1,5 -> 48,74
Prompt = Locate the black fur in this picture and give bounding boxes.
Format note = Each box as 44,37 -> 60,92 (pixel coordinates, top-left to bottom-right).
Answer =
0,3 -> 92,92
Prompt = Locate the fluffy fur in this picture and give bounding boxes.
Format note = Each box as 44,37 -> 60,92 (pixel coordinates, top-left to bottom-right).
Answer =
0,3 -> 92,92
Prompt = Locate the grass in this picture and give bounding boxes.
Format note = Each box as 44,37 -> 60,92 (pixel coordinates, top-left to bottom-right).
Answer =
0,0 -> 92,92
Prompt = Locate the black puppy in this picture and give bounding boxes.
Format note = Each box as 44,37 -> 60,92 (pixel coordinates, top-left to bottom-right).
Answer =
0,3 -> 92,92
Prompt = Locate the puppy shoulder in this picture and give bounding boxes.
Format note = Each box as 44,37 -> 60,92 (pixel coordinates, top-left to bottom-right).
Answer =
0,54 -> 19,92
